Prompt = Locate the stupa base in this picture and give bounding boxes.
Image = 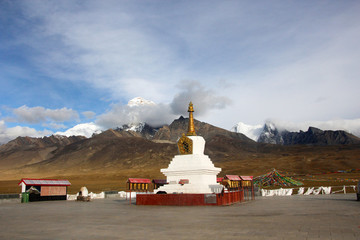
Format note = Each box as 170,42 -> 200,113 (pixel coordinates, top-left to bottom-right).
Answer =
136,190 -> 246,206
155,183 -> 223,195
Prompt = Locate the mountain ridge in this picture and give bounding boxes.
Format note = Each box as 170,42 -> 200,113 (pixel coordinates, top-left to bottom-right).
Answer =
1,117 -> 360,182
233,121 -> 360,145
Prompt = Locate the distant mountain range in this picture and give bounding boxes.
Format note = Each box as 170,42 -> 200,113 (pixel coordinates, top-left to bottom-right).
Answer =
232,122 -> 360,145
1,117 -> 360,193
112,116 -> 250,143
0,117 -> 257,181
49,97 -> 360,146
1,97 -> 359,192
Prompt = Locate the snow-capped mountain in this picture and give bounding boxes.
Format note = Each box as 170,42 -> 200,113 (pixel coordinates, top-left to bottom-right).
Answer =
55,97 -> 157,138
230,122 -> 263,141
257,122 -> 284,144
117,122 -> 146,132
232,121 -> 360,145
55,122 -> 104,138
115,122 -> 160,139
231,121 -> 284,143
127,97 -> 155,107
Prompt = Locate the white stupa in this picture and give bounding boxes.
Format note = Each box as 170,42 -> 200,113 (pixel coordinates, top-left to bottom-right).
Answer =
155,102 -> 223,194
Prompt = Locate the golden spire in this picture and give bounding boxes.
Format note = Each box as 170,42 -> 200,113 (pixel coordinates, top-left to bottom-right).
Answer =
187,102 -> 196,136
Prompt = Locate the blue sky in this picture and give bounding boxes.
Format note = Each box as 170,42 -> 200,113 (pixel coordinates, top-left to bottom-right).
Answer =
1,0 -> 360,143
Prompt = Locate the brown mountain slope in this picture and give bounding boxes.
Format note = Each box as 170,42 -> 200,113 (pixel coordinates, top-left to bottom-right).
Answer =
0,135 -> 85,170
3,131 -> 360,178
153,116 -> 252,142
1,131 -> 176,178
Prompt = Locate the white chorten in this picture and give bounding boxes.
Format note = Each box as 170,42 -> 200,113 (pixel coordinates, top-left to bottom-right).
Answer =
155,102 -> 223,194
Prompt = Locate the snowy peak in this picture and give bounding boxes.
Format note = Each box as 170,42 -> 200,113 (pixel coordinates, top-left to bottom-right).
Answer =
257,122 -> 284,144
127,97 -> 155,107
115,122 -> 159,140
55,97 -> 156,139
55,122 -> 104,138
117,122 -> 146,132
231,122 -> 262,141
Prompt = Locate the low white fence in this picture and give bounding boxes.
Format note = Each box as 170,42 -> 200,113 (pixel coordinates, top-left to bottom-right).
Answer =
261,185 -> 357,197
67,191 -> 137,200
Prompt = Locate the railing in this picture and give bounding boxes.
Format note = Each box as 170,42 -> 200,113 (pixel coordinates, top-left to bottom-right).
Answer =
136,188 -> 254,206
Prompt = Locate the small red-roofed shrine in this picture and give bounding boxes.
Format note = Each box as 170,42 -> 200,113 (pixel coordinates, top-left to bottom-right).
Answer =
18,178 -> 71,202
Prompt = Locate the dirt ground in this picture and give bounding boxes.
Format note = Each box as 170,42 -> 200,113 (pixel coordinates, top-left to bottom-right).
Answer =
0,194 -> 359,239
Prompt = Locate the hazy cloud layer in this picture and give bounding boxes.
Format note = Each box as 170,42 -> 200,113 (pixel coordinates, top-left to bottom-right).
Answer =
96,102 -> 175,129
12,105 -> 79,124
170,81 -> 232,116
82,111 -> 96,119
96,81 -> 231,129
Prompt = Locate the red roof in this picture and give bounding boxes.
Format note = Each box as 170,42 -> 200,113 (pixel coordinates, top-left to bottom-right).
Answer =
224,175 -> 241,181
240,176 -> 253,181
18,178 -> 71,186
217,177 -> 224,182
127,178 -> 151,184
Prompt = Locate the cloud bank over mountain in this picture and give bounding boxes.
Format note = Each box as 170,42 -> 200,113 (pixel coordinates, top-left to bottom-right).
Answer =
0,120 -> 52,144
12,105 -> 79,124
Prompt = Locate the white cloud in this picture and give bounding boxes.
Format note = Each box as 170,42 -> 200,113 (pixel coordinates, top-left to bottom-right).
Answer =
18,1 -> 179,103
9,1 -> 359,125
170,81 -> 232,116
55,122 -> 103,138
13,105 -> 79,123
96,81 -> 232,129
43,123 -> 67,130
96,100 -> 175,129
82,111 -> 96,119
0,120 -> 52,145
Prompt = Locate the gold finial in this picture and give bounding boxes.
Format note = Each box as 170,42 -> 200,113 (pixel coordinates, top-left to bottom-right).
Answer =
187,102 -> 196,136
188,102 -> 194,112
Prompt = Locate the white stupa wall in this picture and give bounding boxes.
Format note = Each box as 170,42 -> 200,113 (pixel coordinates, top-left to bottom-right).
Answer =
188,136 -> 205,154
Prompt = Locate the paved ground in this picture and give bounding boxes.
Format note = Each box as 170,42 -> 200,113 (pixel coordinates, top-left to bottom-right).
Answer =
0,194 -> 359,240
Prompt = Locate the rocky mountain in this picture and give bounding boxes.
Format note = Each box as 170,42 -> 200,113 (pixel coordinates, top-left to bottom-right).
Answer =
111,116 -> 253,143
233,121 -> 360,146
281,127 -> 360,145
0,117 -> 252,172
0,135 -> 85,151
153,116 -> 252,143
257,124 -> 360,145
115,122 -> 160,140
257,122 -> 284,145
0,135 -> 86,170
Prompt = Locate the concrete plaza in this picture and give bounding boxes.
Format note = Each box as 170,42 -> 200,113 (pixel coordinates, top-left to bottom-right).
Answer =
0,194 -> 359,240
